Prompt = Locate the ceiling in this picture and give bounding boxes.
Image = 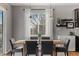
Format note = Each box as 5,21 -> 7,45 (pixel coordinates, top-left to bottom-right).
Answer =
9,3 -> 79,6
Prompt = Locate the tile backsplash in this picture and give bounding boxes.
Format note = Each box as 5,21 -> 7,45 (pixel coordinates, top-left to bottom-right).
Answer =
56,27 -> 75,36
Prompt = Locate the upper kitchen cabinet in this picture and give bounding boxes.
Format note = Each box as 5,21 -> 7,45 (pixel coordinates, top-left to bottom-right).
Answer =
74,8 -> 79,27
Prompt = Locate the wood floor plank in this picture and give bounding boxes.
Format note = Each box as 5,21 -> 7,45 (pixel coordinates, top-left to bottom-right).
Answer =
69,52 -> 79,56
5,51 -> 79,56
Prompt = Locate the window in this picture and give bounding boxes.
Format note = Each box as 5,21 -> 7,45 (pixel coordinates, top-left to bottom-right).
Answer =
30,9 -> 45,35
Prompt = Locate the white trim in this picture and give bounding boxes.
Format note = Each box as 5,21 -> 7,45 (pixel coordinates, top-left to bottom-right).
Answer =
3,11 -> 7,54
0,6 -> 7,54
25,9 -> 30,40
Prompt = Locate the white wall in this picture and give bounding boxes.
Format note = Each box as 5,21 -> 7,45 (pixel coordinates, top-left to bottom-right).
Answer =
0,4 -> 12,54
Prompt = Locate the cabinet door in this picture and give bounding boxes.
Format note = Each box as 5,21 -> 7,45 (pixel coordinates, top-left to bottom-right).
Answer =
68,36 -> 75,51
75,36 -> 79,51
74,9 -> 79,27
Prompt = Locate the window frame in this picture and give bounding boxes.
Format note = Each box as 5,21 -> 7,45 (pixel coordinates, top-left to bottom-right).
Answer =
30,9 -> 46,36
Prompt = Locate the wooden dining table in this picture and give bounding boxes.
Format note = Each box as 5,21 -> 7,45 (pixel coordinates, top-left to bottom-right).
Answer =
14,39 -> 64,56
53,40 -> 64,47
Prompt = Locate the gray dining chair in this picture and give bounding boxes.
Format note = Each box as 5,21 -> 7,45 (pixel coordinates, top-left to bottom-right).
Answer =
55,39 -> 70,56
26,41 -> 37,56
41,41 -> 54,56
10,39 -> 24,56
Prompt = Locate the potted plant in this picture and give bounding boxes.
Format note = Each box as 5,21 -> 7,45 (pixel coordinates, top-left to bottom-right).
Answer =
38,33 -> 42,44
38,33 -> 41,37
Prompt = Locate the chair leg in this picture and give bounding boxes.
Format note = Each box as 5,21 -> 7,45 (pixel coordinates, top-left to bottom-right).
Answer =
64,52 -> 66,56
21,48 -> 23,56
41,50 -> 43,56
55,50 -> 57,56
36,48 -> 38,56
64,52 -> 68,56
11,51 -> 12,56
13,52 -> 15,56
67,52 -> 68,56
51,50 -> 53,56
26,53 -> 27,56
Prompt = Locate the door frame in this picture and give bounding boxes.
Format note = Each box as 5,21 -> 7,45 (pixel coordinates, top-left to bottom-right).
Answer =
0,6 -> 7,55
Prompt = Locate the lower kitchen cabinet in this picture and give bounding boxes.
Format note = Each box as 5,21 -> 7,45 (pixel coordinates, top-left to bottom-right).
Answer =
75,36 -> 79,51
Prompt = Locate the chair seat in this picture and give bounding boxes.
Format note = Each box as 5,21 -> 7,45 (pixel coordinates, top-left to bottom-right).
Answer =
12,47 -> 23,52
12,46 -> 23,52
16,46 -> 23,49
56,47 -> 67,52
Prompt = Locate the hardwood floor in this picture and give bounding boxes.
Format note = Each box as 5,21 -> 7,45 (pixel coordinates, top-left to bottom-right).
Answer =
69,52 -> 79,56
5,51 -> 79,56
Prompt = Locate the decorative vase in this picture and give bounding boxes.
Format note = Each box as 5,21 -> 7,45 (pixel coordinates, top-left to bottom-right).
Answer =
37,33 -> 42,56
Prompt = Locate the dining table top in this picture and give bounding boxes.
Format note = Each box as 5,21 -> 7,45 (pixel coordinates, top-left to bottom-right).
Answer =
14,39 -> 64,44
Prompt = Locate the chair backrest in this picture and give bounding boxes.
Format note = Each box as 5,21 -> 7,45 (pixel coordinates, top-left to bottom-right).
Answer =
27,41 -> 37,54
64,39 -> 70,50
9,39 -> 14,50
11,38 -> 15,43
42,37 -> 50,40
42,41 -> 53,54
30,37 -> 38,40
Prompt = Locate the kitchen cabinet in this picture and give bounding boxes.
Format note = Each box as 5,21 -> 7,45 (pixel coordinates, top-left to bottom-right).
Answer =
74,9 -> 79,27
75,36 -> 79,51
75,28 -> 79,51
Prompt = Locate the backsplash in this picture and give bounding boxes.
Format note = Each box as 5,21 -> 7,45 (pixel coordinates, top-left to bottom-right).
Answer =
56,27 -> 75,36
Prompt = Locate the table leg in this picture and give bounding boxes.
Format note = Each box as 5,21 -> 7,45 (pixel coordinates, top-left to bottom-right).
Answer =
53,44 -> 57,56
23,43 -> 27,56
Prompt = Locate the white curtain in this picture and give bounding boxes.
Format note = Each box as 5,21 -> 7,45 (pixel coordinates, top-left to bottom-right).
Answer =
25,9 -> 30,40
45,9 -> 53,39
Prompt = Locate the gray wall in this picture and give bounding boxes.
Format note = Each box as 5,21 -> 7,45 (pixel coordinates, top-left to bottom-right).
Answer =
12,4 -> 79,40
12,6 -> 26,39
12,6 -> 54,40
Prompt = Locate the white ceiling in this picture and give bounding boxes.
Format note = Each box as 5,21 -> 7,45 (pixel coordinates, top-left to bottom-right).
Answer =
9,3 -> 79,6
9,3 -> 50,6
